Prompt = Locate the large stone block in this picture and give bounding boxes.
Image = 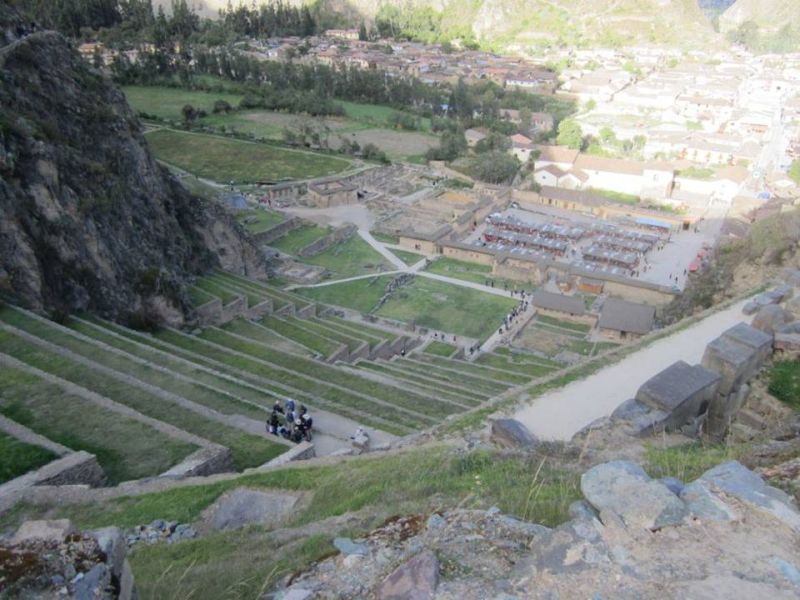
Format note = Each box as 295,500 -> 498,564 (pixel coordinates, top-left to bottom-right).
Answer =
635,361 -> 720,432
702,326 -> 767,396
377,551 -> 439,600
697,461 -> 800,532
580,461 -> 687,530
490,418 -> 539,448
12,519 -> 75,544
751,304 -> 794,335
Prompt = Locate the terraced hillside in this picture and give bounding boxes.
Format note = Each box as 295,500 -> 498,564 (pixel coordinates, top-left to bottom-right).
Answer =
0,270 -> 566,490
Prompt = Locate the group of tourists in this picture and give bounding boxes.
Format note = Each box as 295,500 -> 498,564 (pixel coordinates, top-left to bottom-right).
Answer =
267,398 -> 313,443
498,297 -> 530,336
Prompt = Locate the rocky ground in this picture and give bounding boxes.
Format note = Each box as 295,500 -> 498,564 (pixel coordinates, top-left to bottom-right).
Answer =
275,460 -> 800,600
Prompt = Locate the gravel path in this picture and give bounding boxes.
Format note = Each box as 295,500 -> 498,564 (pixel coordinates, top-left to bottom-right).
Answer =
513,299 -> 750,440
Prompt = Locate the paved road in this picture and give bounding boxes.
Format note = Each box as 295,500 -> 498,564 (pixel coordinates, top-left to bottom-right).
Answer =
512,298 -> 750,441
358,230 -> 407,269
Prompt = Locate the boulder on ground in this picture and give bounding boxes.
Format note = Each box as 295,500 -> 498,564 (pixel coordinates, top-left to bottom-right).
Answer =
580,461 -> 687,530
781,267 -> 800,287
12,519 -> 75,544
490,418 -> 539,449
751,304 -> 794,335
203,488 -> 303,532
377,550 -> 439,600
696,461 -> 800,531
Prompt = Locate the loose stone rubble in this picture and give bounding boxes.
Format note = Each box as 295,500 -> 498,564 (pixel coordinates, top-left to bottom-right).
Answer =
273,460 -> 800,600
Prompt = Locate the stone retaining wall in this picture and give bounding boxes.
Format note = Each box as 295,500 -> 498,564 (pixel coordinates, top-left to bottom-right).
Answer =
0,451 -> 108,498
327,343 -> 350,364
260,442 -> 315,468
220,296 -> 246,324
160,445 -> 234,479
246,299 -> 273,320
255,216 -> 301,245
295,302 -> 317,319
298,224 -> 357,258
0,414 -> 71,456
194,298 -> 222,327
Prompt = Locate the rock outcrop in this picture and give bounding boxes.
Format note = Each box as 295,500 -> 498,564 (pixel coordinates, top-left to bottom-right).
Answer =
0,23 -> 265,325
276,460 -> 800,599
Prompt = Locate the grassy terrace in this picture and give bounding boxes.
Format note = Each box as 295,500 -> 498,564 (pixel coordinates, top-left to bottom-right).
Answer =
376,277 -> 517,342
0,364 -> 196,484
300,319 -> 366,352
423,341 -> 458,357
270,224 -> 333,255
357,362 -> 487,404
68,318 -> 301,406
536,315 -> 592,334
304,235 -> 394,278
123,85 -> 244,121
311,318 -> 384,348
191,326 -> 458,422
144,129 -> 351,183
295,276 -> 391,314
475,351 -> 559,378
370,231 -> 400,244
407,354 -> 531,387
393,249 -> 425,266
0,430 -> 57,485
236,208 -> 285,234
188,286 -> 215,308
149,328 -> 425,434
395,358 -> 511,396
0,323 -> 284,471
424,258 -> 525,290
326,316 -> 399,342
1,309 -> 268,422
213,271 -> 313,310
192,278 -> 242,306
257,315 -> 339,357
203,273 -> 287,310
493,346 -> 562,368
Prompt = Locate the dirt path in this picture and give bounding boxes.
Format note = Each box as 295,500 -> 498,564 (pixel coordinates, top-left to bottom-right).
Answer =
513,298 -> 750,440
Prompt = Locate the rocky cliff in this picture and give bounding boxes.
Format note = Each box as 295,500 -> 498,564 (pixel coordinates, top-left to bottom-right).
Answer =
0,20 -> 265,325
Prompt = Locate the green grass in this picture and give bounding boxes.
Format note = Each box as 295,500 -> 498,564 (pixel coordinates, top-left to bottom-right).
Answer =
587,187 -> 640,205
326,317 -> 398,342
294,276 -> 393,314
644,442 -> 745,482
0,365 -> 196,484
270,223 -> 333,255
0,327 -> 285,471
0,431 -> 57,485
192,278 -> 241,305
236,208 -> 285,234
536,314 -> 592,333
357,363 -> 484,405
393,249 -> 426,266
304,235 -> 393,278
370,231 -> 400,244
2,446 -> 579,598
255,316 -> 340,357
407,355 -> 528,388
377,277 -> 517,342
144,129 -> 351,183
152,328 -> 422,434
768,360 -> 800,410
423,341 -> 458,357
474,352 -> 556,378
425,258 -> 525,290
188,286 -> 216,307
339,100 -> 432,132
192,327 -> 455,422
122,85 -> 244,121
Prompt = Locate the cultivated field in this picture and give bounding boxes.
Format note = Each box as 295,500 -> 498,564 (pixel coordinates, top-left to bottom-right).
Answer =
144,129 -> 352,183
123,85 -> 244,121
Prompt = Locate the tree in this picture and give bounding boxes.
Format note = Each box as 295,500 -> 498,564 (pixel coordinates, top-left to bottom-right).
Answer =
584,99 -> 597,112
358,22 -> 368,41
599,126 -> 616,145
213,99 -> 232,114
467,151 -> 520,184
181,104 -> 197,124
789,160 -> 800,184
556,119 -> 583,150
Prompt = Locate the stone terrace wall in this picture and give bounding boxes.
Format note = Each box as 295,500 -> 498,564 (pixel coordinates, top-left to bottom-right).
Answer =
220,296 -> 246,324
298,224 -> 358,258
160,446 -> 234,479
255,217 -> 301,245
194,298 -> 222,327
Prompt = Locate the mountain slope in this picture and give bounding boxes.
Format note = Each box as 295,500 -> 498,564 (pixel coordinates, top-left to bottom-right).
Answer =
0,21 -> 265,325
720,0 -> 800,32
